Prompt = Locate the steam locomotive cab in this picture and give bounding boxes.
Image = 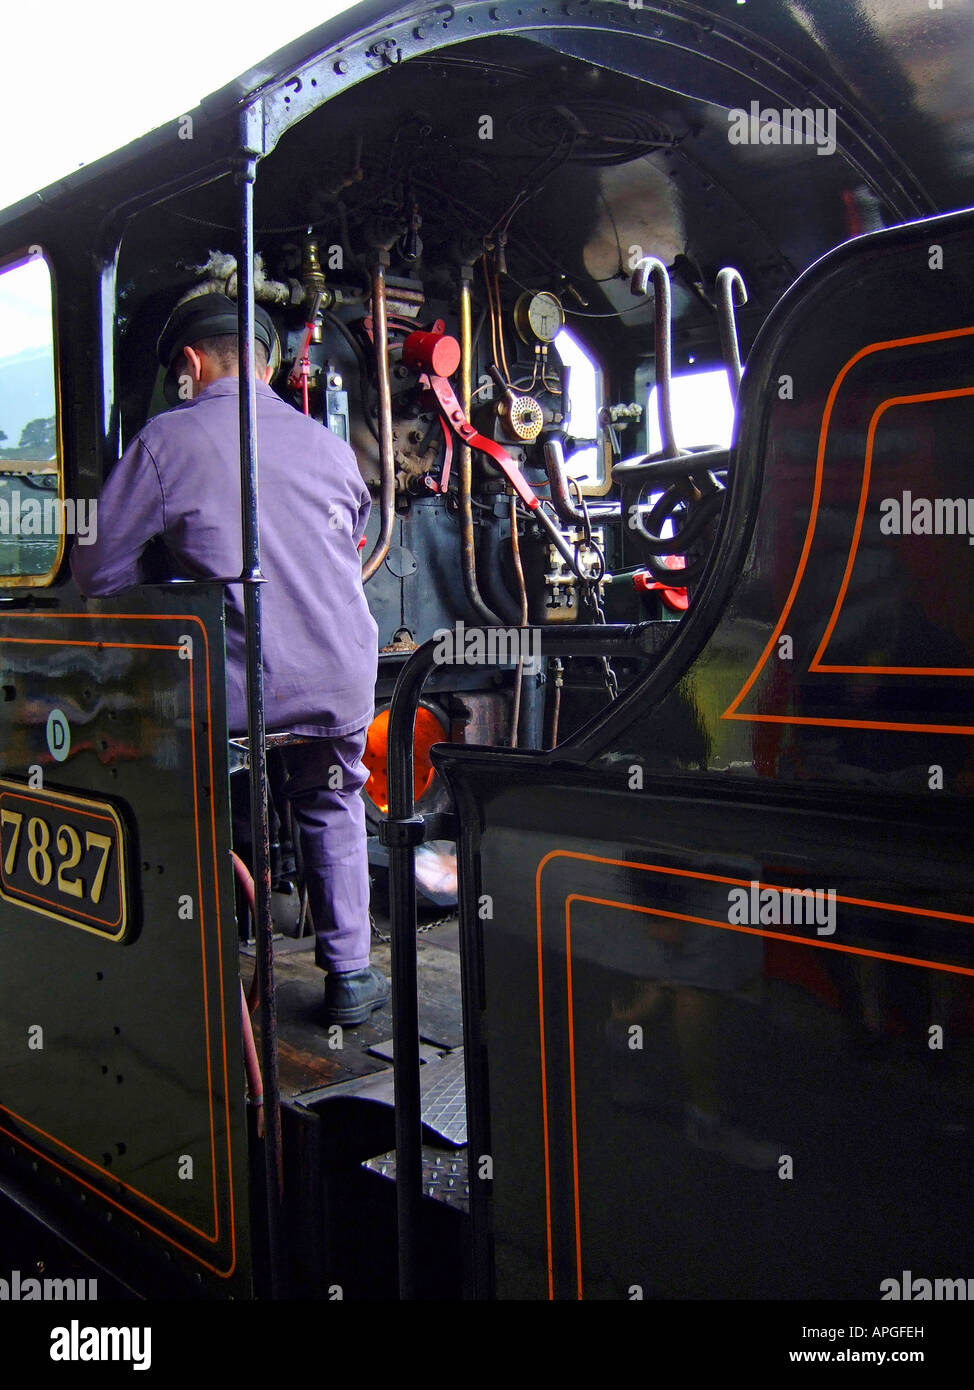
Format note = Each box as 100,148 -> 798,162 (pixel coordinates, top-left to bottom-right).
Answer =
1,0 -> 973,1305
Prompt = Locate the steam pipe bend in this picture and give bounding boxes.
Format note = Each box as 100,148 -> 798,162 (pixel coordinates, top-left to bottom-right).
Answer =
631,256 -> 678,459
542,431 -> 587,526
716,267 -> 748,401
362,258 -> 396,582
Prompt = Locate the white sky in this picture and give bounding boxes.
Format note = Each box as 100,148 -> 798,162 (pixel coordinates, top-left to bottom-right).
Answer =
1,2 -> 360,214
648,368 -> 736,452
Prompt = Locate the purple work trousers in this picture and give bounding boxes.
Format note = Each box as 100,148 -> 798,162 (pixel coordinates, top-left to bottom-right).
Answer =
279,728 -> 371,973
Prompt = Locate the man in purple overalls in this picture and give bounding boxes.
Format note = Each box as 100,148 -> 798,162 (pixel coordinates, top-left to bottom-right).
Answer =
71,290 -> 388,1026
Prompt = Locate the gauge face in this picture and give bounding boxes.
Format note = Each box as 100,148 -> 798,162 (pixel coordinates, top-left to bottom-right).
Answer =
514,291 -> 564,344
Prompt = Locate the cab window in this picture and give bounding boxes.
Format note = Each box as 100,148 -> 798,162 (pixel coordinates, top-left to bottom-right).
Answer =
0,252 -> 62,585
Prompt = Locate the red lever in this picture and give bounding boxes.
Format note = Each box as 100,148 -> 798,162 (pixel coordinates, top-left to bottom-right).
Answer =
402,330 -> 461,379
422,371 -> 540,509
633,555 -> 689,611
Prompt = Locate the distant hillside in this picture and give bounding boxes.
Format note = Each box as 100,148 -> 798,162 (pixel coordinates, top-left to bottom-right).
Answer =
0,346 -> 56,448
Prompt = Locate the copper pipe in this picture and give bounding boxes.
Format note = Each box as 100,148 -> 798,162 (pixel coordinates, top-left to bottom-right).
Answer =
493,265 -> 512,383
232,850 -> 261,1014
232,851 -> 264,1138
240,981 -> 264,1138
508,493 -> 529,747
362,255 -> 396,581
459,266 -> 504,625
549,657 -> 564,748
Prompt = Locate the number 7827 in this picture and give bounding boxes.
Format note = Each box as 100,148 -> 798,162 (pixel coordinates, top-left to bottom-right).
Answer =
1,808 -> 113,903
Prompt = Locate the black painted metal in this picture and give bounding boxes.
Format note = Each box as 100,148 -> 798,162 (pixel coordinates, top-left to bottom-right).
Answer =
0,588 -> 250,1295
386,623 -> 653,1297
3,0 -> 974,1307
234,118 -> 284,1296
432,206 -> 974,1298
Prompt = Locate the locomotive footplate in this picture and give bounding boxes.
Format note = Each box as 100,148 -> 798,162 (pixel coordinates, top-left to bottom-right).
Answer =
363,1146 -> 470,1212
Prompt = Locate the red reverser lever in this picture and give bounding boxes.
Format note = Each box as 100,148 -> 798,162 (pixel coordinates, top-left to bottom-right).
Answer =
288,291 -> 323,416
401,330 -> 584,577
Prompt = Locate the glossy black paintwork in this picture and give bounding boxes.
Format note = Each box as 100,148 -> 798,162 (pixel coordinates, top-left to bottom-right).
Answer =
435,210 -> 974,1298
1,0 -> 973,1302
0,586 -> 249,1295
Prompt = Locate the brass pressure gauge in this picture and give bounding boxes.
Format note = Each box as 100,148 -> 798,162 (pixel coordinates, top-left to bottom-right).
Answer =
513,290 -> 565,344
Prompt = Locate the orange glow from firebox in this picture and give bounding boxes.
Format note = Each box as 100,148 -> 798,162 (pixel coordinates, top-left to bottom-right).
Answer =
363,706 -> 447,815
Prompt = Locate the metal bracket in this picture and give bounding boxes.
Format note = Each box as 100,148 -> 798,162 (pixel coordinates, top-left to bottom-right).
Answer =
366,38 -> 402,69
378,815 -> 427,848
378,812 -> 458,847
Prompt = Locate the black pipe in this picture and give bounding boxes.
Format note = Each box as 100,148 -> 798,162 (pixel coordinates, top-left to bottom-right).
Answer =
517,659 -> 545,750
235,127 -> 284,1296
716,267 -> 748,401
541,432 -> 586,526
612,446 -> 730,485
386,624 -> 654,1300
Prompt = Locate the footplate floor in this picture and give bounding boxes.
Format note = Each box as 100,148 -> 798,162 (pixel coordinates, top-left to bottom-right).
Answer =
363,1147 -> 470,1211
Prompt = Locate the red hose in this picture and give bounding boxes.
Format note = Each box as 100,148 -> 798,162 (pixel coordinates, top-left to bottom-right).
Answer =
232,851 -> 260,1015
232,852 -> 264,1137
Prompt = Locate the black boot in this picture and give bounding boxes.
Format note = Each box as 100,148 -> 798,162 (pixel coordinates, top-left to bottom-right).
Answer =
324,966 -> 390,1026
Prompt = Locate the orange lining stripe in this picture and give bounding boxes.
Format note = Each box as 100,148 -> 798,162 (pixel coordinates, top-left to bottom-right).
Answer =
535,849 -> 974,1299
563,898 -> 582,1300
563,892 -> 974,1296
811,385 -> 974,674
536,890 -> 553,1298
0,631 -> 218,1243
0,613 -> 236,1275
188,658 -> 221,1241
0,638 -> 180,651
0,1117 -> 233,1279
722,325 -> 974,727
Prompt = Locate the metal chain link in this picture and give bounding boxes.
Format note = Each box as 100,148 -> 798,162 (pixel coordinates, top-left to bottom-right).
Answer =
580,571 -> 620,702
369,907 -> 455,944
566,487 -> 619,704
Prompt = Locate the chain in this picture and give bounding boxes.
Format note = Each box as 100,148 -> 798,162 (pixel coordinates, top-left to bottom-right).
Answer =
369,908 -> 455,944
580,571 -> 619,702
565,486 -> 619,704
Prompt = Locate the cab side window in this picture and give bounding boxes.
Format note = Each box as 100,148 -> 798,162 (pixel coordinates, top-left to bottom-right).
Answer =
0,252 -> 62,585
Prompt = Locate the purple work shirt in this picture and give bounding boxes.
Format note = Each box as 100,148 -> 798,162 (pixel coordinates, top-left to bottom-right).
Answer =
71,377 -> 378,737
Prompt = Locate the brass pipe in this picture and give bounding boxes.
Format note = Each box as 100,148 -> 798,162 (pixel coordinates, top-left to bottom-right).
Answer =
362,254 -> 396,582
458,265 -> 504,625
508,493 -> 529,748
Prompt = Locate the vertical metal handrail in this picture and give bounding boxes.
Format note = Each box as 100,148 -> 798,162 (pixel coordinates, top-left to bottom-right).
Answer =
235,113 -> 284,1296
386,624 -> 651,1299
631,256 -> 678,459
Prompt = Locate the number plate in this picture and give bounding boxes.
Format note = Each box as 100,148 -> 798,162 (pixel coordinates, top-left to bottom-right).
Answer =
0,779 -> 130,941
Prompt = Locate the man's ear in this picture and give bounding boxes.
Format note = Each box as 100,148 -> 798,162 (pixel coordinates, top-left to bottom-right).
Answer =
183,345 -> 204,381
261,361 -> 274,384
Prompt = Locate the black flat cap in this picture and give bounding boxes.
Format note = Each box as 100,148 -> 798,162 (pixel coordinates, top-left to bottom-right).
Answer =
157,291 -> 275,371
